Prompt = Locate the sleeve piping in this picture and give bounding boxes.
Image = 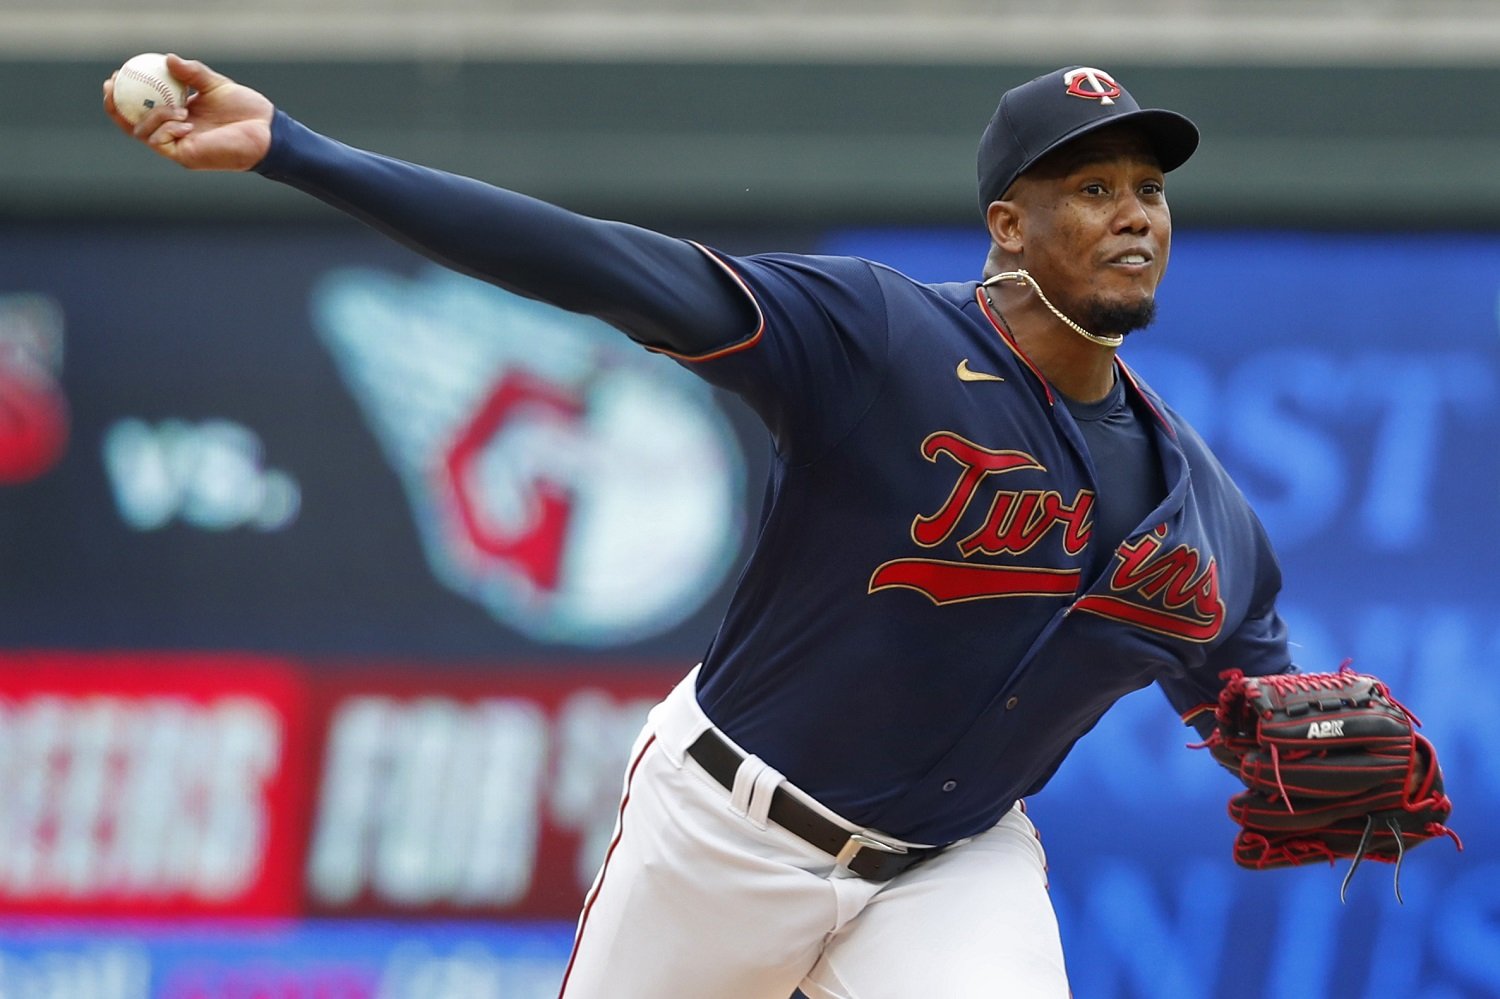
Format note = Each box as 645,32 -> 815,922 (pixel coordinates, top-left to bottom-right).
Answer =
642,241 -> 766,363
1180,702 -> 1217,727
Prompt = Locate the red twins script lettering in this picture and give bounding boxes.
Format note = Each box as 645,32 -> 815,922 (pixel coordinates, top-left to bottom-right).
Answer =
869,432 -> 1226,642
869,433 -> 1089,604
1073,527 -> 1225,642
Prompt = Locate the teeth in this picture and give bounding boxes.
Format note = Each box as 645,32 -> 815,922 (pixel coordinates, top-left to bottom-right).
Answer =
1118,254 -> 1147,264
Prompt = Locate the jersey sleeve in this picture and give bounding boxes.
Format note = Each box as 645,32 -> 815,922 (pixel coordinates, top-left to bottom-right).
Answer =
1158,516 -> 1296,737
659,248 -> 892,466
252,110 -> 758,357
1165,599 -> 1295,737
254,113 -> 890,467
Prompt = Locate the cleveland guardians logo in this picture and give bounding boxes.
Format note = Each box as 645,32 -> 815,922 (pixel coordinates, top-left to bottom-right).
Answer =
1063,67 -> 1122,106
312,267 -> 745,646
870,430 -> 1224,643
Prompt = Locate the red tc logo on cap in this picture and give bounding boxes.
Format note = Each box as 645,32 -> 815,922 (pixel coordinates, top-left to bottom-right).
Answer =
1063,68 -> 1121,106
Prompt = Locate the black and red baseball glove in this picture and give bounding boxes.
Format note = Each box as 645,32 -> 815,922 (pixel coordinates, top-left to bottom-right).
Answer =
1202,664 -> 1461,900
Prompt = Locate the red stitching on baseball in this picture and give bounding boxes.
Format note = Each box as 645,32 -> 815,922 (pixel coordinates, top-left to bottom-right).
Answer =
119,67 -> 180,108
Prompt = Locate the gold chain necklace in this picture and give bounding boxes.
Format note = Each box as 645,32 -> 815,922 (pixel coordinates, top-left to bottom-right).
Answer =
981,269 -> 1124,349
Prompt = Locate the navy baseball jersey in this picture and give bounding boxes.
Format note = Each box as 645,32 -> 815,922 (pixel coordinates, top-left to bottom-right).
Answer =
257,112 -> 1293,846
662,251 -> 1290,843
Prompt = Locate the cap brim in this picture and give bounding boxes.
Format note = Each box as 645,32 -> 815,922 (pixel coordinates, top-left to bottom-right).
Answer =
1018,107 -> 1200,183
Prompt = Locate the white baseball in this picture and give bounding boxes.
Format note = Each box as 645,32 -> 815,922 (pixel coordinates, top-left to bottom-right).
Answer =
113,53 -> 189,126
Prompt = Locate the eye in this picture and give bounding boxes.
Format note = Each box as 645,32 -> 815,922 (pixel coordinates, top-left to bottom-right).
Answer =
1082,182 -> 1108,196
1139,180 -> 1165,197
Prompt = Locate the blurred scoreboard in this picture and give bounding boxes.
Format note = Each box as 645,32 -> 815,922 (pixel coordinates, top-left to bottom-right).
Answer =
2,224 -> 1499,998
0,653 -> 671,920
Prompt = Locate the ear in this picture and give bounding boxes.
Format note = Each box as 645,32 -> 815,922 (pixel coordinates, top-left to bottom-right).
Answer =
985,199 -> 1024,256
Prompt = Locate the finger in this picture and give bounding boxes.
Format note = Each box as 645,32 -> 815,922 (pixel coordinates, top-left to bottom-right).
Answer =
146,118 -> 194,153
131,104 -> 189,142
166,54 -> 227,93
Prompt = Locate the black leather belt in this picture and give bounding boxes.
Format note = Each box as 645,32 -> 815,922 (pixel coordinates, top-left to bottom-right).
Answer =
686,728 -> 946,882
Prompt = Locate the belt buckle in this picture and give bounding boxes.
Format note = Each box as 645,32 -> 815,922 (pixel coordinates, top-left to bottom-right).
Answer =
833,832 -> 907,875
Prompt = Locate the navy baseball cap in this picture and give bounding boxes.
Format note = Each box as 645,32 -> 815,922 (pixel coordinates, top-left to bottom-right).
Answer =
977,66 -> 1200,215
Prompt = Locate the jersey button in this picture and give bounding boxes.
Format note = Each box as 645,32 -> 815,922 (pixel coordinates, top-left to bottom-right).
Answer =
1005,695 -> 1020,710
941,780 -> 958,792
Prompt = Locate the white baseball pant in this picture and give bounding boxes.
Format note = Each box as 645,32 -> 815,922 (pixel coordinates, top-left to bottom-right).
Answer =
557,668 -> 1071,998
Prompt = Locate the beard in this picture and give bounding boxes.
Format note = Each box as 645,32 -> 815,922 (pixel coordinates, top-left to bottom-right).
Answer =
1078,296 -> 1157,339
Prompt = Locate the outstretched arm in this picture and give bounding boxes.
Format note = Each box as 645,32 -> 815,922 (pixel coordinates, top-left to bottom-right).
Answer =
102,55 -> 757,354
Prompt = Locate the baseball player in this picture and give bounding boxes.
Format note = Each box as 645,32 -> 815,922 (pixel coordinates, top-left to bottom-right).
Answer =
105,59 -> 1455,998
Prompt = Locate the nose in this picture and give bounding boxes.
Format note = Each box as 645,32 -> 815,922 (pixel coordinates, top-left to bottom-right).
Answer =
1114,192 -> 1151,234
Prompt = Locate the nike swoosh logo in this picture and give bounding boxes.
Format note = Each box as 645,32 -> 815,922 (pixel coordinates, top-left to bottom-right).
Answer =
956,359 -> 1005,383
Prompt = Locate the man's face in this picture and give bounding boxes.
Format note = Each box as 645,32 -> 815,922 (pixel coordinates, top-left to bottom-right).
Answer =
998,125 -> 1171,338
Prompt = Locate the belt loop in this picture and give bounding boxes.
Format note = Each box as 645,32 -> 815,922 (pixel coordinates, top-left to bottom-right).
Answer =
745,762 -> 784,830
729,756 -> 764,818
